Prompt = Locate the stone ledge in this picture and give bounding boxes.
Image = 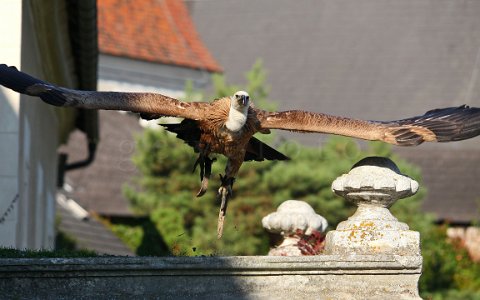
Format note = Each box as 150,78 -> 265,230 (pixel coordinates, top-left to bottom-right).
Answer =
0,255 -> 422,274
0,256 -> 422,299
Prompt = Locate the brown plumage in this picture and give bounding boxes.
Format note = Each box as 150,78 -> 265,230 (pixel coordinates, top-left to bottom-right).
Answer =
1,64 -> 480,237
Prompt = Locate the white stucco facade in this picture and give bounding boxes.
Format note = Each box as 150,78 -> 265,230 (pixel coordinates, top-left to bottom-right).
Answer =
0,0 -> 22,248
0,1 -> 58,250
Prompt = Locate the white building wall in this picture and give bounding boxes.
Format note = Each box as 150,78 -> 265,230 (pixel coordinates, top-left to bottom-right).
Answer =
0,0 -> 21,248
0,1 -> 60,250
16,2 -> 62,250
98,54 -> 213,128
98,54 -> 212,99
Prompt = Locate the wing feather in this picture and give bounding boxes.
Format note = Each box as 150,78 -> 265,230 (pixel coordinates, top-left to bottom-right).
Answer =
382,105 -> 480,144
257,105 -> 480,146
257,110 -> 386,141
244,137 -> 290,161
0,64 -> 205,120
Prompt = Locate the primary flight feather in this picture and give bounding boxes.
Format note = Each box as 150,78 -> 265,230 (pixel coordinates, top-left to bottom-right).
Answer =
1,64 -> 479,237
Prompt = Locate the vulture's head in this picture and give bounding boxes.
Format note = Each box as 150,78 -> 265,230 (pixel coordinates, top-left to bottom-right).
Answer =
225,91 -> 250,131
232,91 -> 250,110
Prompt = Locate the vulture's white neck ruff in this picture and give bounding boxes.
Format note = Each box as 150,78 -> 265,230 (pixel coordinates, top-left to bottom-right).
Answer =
225,106 -> 248,132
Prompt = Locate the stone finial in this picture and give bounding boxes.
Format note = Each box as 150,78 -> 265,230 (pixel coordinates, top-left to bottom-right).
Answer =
262,200 -> 328,235
331,156 -> 419,208
262,200 -> 328,256
325,157 -> 421,256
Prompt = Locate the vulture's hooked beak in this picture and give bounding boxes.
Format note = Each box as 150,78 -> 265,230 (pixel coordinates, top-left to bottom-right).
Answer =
240,95 -> 249,106
233,91 -> 250,107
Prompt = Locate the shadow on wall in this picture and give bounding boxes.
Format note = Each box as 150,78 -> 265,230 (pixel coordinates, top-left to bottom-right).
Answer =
108,216 -> 171,256
0,88 -> 19,231
0,88 -> 18,132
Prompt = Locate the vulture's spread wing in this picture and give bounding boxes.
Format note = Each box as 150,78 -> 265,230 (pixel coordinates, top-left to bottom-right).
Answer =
0,64 -> 205,120
258,105 -> 480,146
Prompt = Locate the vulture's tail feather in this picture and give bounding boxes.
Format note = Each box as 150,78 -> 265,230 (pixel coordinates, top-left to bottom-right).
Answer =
162,120 -> 201,150
244,137 -> 290,162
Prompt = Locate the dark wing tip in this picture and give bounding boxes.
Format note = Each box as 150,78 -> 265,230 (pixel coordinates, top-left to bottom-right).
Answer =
388,105 -> 480,145
0,64 -> 67,106
0,64 -> 46,94
422,105 -> 480,142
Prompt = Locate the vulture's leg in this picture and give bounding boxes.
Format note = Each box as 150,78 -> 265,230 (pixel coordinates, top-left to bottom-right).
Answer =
217,175 -> 235,239
193,144 -> 215,197
196,156 -> 215,197
216,156 -> 243,239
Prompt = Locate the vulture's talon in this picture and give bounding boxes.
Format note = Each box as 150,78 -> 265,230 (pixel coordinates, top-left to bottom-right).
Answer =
196,177 -> 209,197
194,154 -> 215,197
216,176 -> 235,239
192,156 -> 202,174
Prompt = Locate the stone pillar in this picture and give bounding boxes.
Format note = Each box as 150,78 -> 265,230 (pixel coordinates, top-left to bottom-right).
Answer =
325,157 -> 422,299
325,156 -> 420,255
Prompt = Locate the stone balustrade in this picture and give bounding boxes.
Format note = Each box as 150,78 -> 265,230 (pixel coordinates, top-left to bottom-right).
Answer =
0,156 -> 422,299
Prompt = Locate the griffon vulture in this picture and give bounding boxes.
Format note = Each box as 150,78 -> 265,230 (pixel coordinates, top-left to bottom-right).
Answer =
1,64 -> 479,237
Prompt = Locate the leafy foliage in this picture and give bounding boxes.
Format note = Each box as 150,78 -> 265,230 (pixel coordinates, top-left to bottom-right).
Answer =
106,216 -> 171,256
419,225 -> 480,299
117,60 -> 480,297
294,229 -> 326,255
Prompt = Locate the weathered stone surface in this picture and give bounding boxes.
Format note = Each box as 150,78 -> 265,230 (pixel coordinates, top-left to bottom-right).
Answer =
325,204 -> 421,256
326,157 -> 421,256
0,255 -> 422,299
266,236 -> 304,256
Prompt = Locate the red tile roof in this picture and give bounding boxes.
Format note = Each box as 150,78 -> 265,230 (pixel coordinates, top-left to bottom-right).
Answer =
98,0 -> 222,73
